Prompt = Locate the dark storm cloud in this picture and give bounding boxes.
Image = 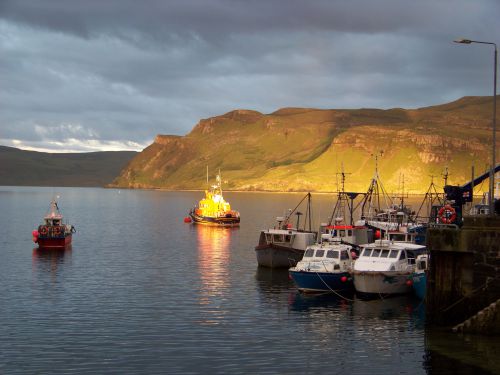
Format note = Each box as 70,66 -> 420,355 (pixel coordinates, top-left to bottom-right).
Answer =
1,0 -> 499,152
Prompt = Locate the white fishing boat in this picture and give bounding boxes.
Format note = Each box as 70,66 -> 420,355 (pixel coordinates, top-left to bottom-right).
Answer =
353,239 -> 425,297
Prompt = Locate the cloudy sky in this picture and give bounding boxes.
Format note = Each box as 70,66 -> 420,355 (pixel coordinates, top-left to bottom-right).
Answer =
1,0 -> 499,152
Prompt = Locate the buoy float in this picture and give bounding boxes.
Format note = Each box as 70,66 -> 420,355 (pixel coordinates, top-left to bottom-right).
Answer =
375,230 -> 381,239
406,279 -> 413,286
341,276 -> 348,283
32,230 -> 39,243
183,217 -> 192,223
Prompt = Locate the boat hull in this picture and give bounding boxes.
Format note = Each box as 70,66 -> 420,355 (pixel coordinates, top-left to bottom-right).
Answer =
189,212 -> 240,227
255,243 -> 304,268
411,272 -> 427,300
36,234 -> 72,249
353,271 -> 412,297
289,270 -> 353,293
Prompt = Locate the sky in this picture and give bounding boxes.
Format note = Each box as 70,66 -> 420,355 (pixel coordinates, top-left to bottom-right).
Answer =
1,0 -> 499,153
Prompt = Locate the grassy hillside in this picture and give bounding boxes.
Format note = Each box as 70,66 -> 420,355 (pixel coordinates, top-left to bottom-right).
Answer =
0,147 -> 137,187
111,96 -> 499,194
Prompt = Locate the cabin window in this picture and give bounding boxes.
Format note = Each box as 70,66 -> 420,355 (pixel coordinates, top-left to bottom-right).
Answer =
315,250 -> 325,258
339,230 -> 345,237
399,251 -> 406,260
372,249 -> 381,257
362,249 -> 372,257
347,230 -> 352,236
273,234 -> 282,242
391,234 -> 405,241
285,235 -> 291,242
380,249 -> 390,258
389,250 -> 399,258
304,249 -> 314,258
340,250 -> 349,260
419,260 -> 427,269
332,230 -> 337,237
265,234 -> 272,242
326,250 -> 339,259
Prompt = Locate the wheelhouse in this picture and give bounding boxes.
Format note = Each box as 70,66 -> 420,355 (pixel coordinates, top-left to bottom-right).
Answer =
303,247 -> 350,261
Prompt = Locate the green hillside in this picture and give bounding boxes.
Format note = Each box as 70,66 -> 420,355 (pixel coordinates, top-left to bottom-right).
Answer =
111,96 -> 498,194
0,147 -> 137,187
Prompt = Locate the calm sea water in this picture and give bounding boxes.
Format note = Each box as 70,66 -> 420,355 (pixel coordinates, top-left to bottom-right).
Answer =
0,186 -> 498,374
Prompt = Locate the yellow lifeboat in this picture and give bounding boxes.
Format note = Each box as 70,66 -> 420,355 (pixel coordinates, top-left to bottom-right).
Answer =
189,172 -> 240,226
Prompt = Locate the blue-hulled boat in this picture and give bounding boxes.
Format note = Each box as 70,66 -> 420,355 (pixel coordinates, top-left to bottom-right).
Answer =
288,239 -> 354,293
411,254 -> 428,299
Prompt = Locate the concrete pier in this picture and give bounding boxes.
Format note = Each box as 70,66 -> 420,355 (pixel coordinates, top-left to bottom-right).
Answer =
426,216 -> 500,331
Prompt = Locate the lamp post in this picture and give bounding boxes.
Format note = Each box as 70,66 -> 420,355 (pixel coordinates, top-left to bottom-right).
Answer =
454,38 -> 497,216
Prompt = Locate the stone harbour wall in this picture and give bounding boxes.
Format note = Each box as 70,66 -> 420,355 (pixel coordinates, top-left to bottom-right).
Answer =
426,216 -> 500,332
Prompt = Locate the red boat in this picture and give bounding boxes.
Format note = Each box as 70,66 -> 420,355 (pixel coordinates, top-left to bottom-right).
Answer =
32,199 -> 75,249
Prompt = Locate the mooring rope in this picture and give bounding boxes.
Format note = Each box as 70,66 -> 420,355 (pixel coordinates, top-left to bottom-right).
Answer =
442,275 -> 499,313
315,271 -> 355,302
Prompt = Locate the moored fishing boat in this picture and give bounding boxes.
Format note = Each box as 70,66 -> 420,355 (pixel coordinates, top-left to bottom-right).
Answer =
353,240 -> 425,298
189,172 -> 240,227
32,198 -> 75,249
410,254 -> 428,300
255,193 -> 316,268
289,238 -> 354,293
319,223 -> 373,252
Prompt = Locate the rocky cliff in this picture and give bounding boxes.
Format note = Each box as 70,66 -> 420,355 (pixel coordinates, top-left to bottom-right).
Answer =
111,96 -> 498,193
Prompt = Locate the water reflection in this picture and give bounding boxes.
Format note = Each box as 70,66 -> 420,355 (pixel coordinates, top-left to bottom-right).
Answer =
195,226 -> 235,325
289,291 -> 353,313
255,267 -> 291,290
31,246 -> 72,283
352,295 -> 424,322
254,267 -> 296,308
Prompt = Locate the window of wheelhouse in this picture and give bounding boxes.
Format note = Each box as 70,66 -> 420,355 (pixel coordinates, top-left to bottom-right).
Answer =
340,250 -> 349,260
372,248 -> 382,257
326,250 -> 339,258
389,250 -> 399,258
390,233 -> 406,241
304,249 -> 314,257
380,249 -> 390,258
315,249 -> 325,258
362,249 -> 372,257
418,259 -> 427,270
399,251 -> 407,260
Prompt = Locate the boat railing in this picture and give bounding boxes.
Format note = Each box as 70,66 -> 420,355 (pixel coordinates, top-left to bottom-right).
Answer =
428,222 -> 460,230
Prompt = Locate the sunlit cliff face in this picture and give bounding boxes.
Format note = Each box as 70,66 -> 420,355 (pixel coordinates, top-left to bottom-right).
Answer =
112,97 -> 497,194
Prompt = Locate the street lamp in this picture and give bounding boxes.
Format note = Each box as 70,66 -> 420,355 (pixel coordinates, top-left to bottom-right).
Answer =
454,38 -> 497,216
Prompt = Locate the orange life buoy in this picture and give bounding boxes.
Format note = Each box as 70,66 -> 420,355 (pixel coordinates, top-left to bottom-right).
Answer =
54,226 -> 61,236
438,204 -> 457,224
39,226 -> 48,235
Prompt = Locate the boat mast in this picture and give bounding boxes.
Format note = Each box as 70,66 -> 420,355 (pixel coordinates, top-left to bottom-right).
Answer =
329,164 -> 352,225
307,192 -> 312,232
284,192 -> 312,230
414,175 -> 444,222
218,168 -> 222,196
360,151 -> 392,219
